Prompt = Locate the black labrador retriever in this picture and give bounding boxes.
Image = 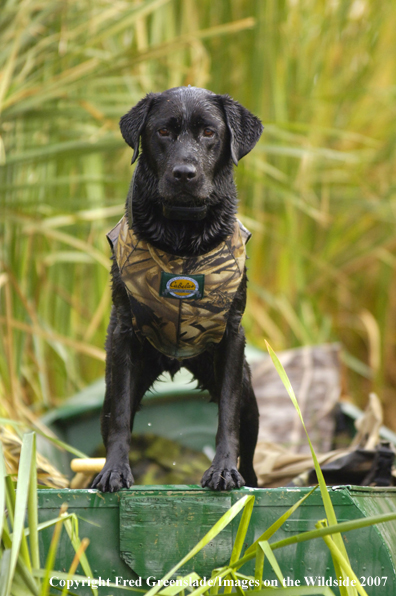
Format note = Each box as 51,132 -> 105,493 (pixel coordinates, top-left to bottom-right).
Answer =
92,86 -> 263,492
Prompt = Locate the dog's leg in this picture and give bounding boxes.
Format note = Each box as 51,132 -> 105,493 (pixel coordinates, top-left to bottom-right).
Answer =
92,313 -> 163,492
238,358 -> 259,487
92,314 -> 134,491
186,327 -> 254,490
203,327 -> 246,490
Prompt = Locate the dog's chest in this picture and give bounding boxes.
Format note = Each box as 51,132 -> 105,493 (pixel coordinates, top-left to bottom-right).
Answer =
107,216 -> 250,359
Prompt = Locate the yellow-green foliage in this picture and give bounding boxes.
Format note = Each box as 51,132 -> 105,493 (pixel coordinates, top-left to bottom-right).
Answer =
1,0 -> 396,417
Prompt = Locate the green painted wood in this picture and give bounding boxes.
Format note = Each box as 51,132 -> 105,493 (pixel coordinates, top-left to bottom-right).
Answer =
120,492 -> 232,578
36,485 -> 396,596
37,489 -> 134,585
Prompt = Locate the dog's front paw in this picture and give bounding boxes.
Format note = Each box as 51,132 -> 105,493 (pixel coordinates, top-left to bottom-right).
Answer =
201,463 -> 245,491
91,461 -> 134,493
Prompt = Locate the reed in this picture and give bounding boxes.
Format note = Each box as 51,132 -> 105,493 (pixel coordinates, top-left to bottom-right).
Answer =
0,433 -> 93,595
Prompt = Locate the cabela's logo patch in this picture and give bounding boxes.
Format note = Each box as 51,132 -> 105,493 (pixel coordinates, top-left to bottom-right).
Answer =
160,273 -> 204,299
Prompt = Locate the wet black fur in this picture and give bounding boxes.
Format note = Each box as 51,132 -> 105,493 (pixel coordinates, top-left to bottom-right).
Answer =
92,87 -> 263,492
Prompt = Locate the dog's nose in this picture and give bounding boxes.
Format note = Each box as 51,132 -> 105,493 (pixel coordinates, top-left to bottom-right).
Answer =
172,164 -> 197,181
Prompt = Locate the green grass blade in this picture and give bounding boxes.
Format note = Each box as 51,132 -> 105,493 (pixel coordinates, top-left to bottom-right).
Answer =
258,541 -> 284,585
6,432 -> 34,594
145,495 -> 255,596
60,537 -> 90,596
2,519 -> 13,549
254,541 -> 265,589
0,419 -> 88,459
222,495 -> 256,594
229,507 -> 396,573
209,567 -> 225,595
270,511 -> 396,550
27,433 -> 39,575
32,432 -> 88,460
0,550 -> 11,596
10,578 -> 34,596
62,517 -> 96,596
244,485 -> 318,557
12,558 -> 39,596
158,573 -> 201,595
0,442 -> 7,540
188,569 -> 231,596
2,521 -> 38,594
252,588 -> 336,595
24,513 -> 85,537
87,0 -> 173,46
316,521 -> 368,596
229,571 -> 245,596
265,341 -> 355,592
40,505 -> 67,596
5,475 -> 16,530
230,495 -> 255,564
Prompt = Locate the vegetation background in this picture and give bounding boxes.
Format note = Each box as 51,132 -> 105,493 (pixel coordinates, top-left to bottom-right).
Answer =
1,0 -> 396,430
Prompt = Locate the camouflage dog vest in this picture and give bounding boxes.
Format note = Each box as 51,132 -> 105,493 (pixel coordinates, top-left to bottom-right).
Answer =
107,216 -> 251,359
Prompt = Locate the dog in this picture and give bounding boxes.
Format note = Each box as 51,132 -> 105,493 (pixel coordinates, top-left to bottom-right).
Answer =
92,86 -> 263,492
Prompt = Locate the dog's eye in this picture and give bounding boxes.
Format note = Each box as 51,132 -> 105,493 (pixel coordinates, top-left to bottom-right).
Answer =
158,128 -> 170,137
203,128 -> 214,137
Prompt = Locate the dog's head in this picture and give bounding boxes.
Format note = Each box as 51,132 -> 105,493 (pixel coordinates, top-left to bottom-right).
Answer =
120,87 -> 263,220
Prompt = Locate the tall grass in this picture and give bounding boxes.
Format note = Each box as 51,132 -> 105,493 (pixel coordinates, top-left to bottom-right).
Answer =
1,0 -> 396,424
0,432 -> 93,595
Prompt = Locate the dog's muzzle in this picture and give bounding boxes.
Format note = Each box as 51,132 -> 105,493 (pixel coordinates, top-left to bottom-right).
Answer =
162,204 -> 208,221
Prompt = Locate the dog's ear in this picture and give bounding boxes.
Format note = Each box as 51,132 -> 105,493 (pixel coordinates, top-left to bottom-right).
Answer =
216,95 -> 263,166
119,93 -> 156,164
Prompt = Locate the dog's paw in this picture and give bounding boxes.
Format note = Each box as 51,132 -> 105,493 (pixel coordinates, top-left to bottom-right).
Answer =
91,462 -> 134,493
201,464 -> 245,491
